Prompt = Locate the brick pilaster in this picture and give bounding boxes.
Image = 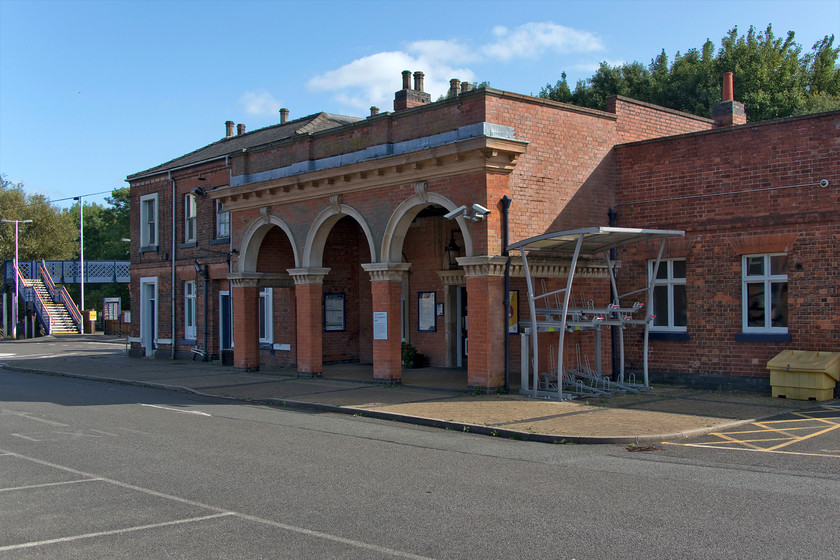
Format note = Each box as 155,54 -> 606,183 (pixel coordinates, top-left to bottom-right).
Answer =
458,256 -> 508,390
230,276 -> 260,371
288,268 -> 330,377
362,263 -> 411,383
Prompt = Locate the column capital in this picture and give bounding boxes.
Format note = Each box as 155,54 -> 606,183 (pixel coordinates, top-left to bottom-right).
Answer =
362,262 -> 411,282
436,269 -> 465,286
457,255 -> 508,278
228,272 -> 295,288
228,274 -> 261,288
287,268 -> 331,285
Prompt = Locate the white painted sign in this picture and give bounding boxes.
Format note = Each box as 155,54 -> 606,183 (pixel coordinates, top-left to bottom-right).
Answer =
373,311 -> 388,340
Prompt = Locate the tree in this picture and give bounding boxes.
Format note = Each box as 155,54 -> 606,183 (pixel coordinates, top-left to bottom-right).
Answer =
0,175 -> 77,263
539,25 -> 840,121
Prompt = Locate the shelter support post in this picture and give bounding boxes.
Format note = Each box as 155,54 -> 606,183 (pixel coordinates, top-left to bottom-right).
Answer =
363,263 -> 411,384
230,276 -> 260,371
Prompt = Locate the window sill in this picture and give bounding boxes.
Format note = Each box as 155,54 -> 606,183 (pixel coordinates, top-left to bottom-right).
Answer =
179,338 -> 197,345
139,245 -> 159,254
210,237 -> 230,245
649,331 -> 690,341
179,242 -> 197,249
735,332 -> 792,343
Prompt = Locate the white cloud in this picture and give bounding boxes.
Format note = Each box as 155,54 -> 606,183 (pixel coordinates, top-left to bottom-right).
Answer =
307,47 -> 475,111
483,22 -> 604,61
306,22 -> 605,110
239,90 -> 283,116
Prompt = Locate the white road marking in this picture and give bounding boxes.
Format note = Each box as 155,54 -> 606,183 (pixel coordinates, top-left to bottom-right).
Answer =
0,478 -> 103,493
0,447 -> 437,559
0,409 -> 69,426
11,434 -> 41,442
0,513 -> 235,552
139,404 -> 211,416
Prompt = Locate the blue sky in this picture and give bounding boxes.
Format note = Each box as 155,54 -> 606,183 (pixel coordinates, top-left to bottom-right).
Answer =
1,0 -> 837,208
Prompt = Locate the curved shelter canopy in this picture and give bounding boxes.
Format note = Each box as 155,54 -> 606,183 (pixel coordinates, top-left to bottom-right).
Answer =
507,227 -> 685,401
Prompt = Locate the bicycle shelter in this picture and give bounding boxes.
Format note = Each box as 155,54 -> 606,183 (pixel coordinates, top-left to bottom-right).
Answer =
507,227 -> 685,401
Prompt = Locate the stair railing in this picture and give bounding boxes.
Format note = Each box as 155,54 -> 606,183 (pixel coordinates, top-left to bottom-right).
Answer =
38,258 -> 83,333
17,270 -> 53,334
38,259 -> 58,301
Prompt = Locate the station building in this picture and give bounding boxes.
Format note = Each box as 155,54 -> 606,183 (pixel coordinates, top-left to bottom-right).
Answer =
126,71 -> 838,392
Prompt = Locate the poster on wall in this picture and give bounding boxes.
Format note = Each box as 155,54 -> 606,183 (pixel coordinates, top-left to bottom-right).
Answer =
508,290 -> 519,334
418,292 -> 436,332
324,293 -> 345,332
373,311 -> 388,340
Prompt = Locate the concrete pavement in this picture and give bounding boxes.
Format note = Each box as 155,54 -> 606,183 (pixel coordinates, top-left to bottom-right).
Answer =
1,334 -> 832,444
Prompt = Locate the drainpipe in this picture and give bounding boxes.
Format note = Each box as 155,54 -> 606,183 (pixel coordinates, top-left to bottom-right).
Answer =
202,264 -> 209,362
501,195 -> 512,393
170,172 -> 176,359
608,207 -> 618,379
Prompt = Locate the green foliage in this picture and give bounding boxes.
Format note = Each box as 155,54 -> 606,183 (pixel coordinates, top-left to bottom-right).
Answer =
539,25 -> 840,121
0,175 -> 77,262
401,341 -> 418,368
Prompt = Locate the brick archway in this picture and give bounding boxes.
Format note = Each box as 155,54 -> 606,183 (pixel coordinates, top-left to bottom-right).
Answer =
238,213 -> 299,273
303,201 -> 376,268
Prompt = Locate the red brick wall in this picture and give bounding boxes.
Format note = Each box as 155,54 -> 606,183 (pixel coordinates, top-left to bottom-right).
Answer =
615,112 -> 840,378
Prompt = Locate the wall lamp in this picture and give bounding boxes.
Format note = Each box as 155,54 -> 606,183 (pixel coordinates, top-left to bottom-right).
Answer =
191,187 -> 207,196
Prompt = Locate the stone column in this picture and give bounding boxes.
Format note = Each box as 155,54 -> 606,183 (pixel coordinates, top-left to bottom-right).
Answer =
362,263 -> 411,383
457,256 -> 508,391
229,275 -> 260,372
288,268 -> 330,377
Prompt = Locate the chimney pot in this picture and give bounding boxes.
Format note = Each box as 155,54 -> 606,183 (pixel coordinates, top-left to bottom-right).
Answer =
460,81 -> 472,93
279,108 -> 290,124
225,120 -> 235,138
413,71 -> 425,92
449,79 -> 461,98
237,123 -> 246,135
722,72 -> 734,102
370,106 -> 380,116
401,70 -> 412,90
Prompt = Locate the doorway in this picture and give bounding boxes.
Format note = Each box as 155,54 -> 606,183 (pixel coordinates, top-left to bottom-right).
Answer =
458,286 -> 468,367
140,277 -> 157,357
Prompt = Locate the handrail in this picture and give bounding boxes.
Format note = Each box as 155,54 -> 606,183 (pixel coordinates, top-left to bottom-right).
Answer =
21,284 -> 53,334
38,259 -> 58,301
57,286 -> 83,331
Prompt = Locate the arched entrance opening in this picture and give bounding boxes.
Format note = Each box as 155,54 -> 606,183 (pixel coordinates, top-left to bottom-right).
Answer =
254,225 -> 297,367
321,216 -> 373,364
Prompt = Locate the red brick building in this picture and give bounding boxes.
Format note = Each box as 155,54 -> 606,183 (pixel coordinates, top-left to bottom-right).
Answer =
127,71 -> 838,392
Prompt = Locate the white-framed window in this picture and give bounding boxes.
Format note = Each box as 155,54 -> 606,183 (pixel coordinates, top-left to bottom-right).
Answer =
258,287 -> 273,343
649,258 -> 687,331
185,193 -> 197,243
742,253 -> 788,332
139,193 -> 158,248
215,200 -> 230,239
184,281 -> 197,340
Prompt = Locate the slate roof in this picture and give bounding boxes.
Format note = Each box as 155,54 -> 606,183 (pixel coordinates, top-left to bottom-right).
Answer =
127,112 -> 362,180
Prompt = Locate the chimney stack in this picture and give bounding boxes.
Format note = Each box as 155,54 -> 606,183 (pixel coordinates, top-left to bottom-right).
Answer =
712,72 -> 746,127
225,120 -> 235,138
369,106 -> 380,117
722,72 -> 734,102
449,79 -> 460,98
237,123 -> 246,135
393,70 -> 431,112
279,108 -> 290,124
460,81 -> 473,94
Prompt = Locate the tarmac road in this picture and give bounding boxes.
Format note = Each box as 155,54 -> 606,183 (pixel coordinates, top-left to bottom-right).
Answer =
2,367 -> 839,559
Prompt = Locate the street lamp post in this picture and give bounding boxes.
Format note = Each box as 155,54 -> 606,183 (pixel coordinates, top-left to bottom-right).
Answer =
1,218 -> 33,338
74,196 -> 84,311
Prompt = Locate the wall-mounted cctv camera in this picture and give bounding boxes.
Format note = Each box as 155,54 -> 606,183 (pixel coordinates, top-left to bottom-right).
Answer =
471,203 -> 491,218
819,179 -> 830,188
444,205 -> 468,220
